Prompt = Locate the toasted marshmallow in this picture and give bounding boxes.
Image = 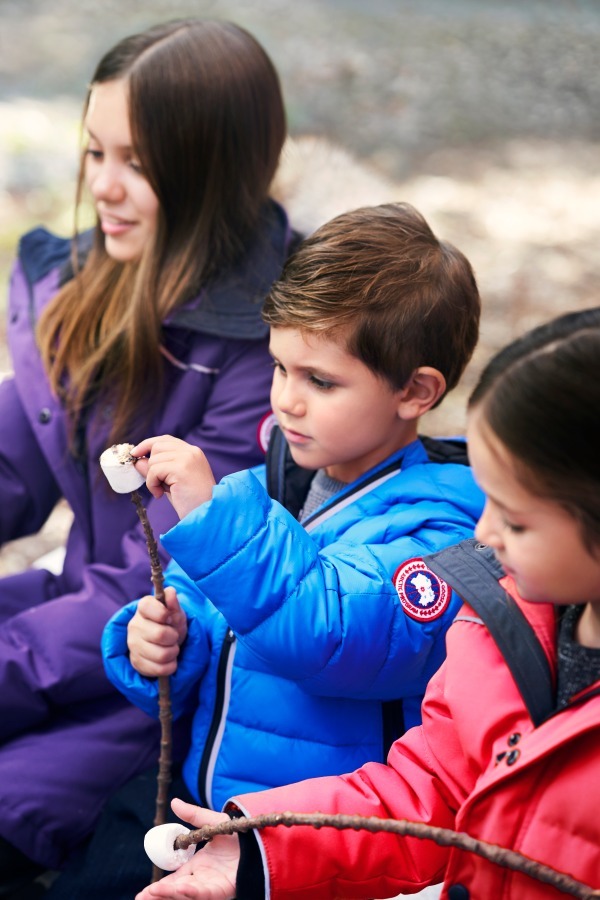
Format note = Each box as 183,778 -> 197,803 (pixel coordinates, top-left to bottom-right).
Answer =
100,443 -> 145,493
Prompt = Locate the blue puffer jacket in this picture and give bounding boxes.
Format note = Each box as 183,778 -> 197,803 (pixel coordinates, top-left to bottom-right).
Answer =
103,430 -> 484,810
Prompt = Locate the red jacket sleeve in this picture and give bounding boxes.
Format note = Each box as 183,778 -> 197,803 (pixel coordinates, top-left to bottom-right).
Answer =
230,662 -> 471,900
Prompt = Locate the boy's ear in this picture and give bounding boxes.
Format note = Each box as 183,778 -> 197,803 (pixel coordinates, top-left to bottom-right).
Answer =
396,367 -> 447,420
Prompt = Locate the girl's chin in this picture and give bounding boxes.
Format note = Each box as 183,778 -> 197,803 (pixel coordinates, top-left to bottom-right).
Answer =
515,584 -> 545,604
104,236 -> 143,263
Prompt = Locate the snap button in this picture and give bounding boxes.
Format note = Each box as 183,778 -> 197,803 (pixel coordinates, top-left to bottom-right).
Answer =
506,749 -> 520,765
448,885 -> 470,899
474,542 -> 487,551
507,732 -> 521,746
38,408 -> 52,424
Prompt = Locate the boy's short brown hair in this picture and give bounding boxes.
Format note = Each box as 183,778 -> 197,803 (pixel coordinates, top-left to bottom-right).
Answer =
263,203 -> 480,404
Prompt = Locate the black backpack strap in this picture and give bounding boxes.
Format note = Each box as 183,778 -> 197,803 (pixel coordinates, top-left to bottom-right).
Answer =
419,435 -> 470,466
424,539 -> 555,727
265,424 -> 287,505
265,425 -> 315,518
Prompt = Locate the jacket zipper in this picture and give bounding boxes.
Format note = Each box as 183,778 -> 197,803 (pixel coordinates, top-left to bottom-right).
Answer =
197,628 -> 237,807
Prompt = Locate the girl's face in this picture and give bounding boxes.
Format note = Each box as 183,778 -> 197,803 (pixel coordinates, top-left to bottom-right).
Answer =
269,327 -> 413,484
84,79 -> 159,263
467,407 -> 600,607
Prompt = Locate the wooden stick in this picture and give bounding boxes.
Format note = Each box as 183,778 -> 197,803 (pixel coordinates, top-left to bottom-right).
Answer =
174,811 -> 600,899
130,477 -> 597,898
131,490 -> 173,883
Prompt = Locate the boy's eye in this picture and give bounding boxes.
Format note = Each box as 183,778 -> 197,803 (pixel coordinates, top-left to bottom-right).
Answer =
85,147 -> 103,161
271,360 -> 286,375
309,374 -> 335,391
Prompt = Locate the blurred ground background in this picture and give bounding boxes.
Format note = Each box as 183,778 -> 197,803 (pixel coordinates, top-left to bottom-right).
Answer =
1,1 -> 599,581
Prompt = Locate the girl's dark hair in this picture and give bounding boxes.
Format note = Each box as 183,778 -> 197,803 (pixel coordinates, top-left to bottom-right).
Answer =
469,307 -> 600,550
96,18 -> 285,272
38,19 -> 286,444
263,203 -> 480,405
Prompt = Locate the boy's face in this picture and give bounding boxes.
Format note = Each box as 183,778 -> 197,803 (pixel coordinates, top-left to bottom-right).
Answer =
269,327 -> 414,483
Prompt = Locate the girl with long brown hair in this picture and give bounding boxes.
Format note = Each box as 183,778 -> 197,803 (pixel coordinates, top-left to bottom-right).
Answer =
0,18 -> 291,894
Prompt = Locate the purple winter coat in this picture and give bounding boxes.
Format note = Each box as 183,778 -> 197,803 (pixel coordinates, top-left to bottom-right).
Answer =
0,200 -> 291,869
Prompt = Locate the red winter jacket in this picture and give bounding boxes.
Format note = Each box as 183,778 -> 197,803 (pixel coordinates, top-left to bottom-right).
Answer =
232,577 -> 600,899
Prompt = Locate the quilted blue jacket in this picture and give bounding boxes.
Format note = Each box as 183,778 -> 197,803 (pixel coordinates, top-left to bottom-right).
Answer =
103,431 -> 484,810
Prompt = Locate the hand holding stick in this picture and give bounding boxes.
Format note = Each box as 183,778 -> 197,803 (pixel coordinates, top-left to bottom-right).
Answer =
130,489 -> 173,834
146,810 -> 600,899
100,444 -> 172,883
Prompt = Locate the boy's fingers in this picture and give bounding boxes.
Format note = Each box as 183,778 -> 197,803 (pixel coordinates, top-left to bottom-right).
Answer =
130,617 -> 181,648
131,435 -> 168,458
134,457 -> 150,478
130,655 -> 179,677
132,639 -> 180,661
137,594 -> 173,623
164,587 -> 180,610
144,465 -> 170,499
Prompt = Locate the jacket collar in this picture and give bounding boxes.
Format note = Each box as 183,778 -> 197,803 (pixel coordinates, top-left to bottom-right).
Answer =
18,227 -> 74,286
18,199 -> 292,341
168,200 -> 291,340
266,425 -> 430,525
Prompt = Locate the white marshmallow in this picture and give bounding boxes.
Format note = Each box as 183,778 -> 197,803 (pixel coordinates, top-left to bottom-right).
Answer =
99,443 -> 145,493
144,823 -> 197,871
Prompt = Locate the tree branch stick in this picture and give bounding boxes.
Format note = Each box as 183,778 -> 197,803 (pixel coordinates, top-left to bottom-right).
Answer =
174,811 -> 600,899
131,490 -> 173,883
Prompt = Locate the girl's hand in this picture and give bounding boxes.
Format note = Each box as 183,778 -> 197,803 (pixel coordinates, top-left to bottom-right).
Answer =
128,587 -> 188,677
132,436 -> 216,520
135,800 -> 239,900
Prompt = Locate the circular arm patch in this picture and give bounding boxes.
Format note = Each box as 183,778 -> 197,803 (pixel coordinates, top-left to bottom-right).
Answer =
257,411 -> 277,453
393,557 -> 451,622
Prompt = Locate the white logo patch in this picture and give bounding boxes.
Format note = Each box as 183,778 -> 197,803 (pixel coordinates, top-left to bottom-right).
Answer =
393,557 -> 451,622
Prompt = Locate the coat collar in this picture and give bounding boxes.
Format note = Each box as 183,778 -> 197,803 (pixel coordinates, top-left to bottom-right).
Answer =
168,200 -> 292,340
18,199 -> 292,341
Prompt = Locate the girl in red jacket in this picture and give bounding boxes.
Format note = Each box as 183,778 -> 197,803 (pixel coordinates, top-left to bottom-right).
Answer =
135,305 -> 600,900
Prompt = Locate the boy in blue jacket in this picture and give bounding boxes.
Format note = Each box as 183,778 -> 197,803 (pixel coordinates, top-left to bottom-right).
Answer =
48,202 -> 483,898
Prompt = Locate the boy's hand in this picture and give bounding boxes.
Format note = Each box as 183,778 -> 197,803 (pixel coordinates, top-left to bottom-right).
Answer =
135,799 -> 239,900
132,436 -> 216,520
128,587 -> 188,677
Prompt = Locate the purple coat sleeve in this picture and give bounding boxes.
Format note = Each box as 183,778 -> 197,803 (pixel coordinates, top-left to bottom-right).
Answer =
0,377 -> 61,543
0,335 -> 273,743
0,528 -> 162,742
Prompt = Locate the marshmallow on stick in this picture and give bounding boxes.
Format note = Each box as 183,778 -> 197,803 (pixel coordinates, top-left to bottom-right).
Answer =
100,443 -> 146,493
144,823 -> 197,871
